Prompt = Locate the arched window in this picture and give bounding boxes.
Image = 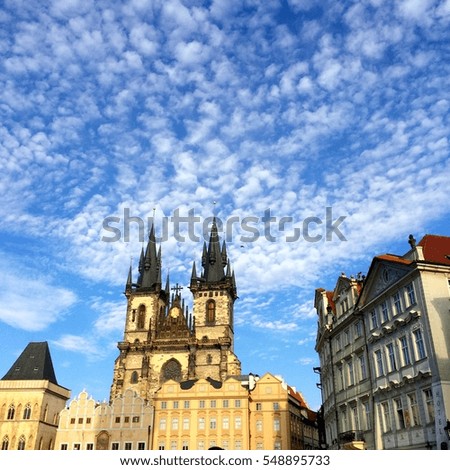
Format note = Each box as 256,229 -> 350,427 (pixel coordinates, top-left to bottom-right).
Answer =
206,300 -> 216,323
130,371 -> 139,384
7,405 -> 15,420
43,404 -> 48,422
1,436 -> 9,450
161,359 -> 182,382
23,404 -> 31,420
137,305 -> 146,329
18,435 -> 26,450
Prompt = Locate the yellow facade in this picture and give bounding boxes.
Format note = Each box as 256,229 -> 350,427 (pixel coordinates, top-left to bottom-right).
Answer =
0,379 -> 70,450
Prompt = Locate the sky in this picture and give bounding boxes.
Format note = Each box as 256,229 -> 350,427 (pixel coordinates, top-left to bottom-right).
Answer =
0,0 -> 449,411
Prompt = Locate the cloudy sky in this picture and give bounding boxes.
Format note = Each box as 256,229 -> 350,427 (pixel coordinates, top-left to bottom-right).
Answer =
1,0 -> 449,410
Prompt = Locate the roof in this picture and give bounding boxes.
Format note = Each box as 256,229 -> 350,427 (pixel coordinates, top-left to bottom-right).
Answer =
375,254 -> 413,265
418,234 -> 450,266
1,341 -> 59,385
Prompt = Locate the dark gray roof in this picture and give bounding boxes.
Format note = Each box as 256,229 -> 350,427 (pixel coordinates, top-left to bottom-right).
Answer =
1,341 -> 58,385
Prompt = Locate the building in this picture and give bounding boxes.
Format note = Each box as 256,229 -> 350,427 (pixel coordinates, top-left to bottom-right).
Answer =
0,342 -> 70,450
315,234 -> 450,450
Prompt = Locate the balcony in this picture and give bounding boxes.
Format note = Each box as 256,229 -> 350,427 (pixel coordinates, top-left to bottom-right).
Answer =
338,430 -> 366,450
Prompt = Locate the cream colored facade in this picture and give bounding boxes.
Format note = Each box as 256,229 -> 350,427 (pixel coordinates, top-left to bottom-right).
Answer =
0,379 -> 70,450
315,234 -> 450,450
55,389 -> 153,450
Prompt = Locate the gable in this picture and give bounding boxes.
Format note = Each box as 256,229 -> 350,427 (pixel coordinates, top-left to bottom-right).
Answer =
358,258 -> 413,306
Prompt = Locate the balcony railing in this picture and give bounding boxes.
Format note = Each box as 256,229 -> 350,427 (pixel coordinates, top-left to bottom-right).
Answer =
338,430 -> 365,444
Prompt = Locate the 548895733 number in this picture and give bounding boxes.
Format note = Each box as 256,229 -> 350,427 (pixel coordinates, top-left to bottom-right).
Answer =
262,455 -> 331,466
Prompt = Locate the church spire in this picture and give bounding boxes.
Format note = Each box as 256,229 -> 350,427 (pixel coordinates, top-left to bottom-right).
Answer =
137,224 -> 161,292
203,217 -> 226,283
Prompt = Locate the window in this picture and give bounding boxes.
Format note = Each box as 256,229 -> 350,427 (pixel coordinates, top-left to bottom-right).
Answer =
161,401 -> 167,409
335,335 -> 341,352
355,320 -> 363,338
87,443 -> 94,450
198,441 -> 204,450
132,416 -> 140,423
406,283 -> 416,306
256,402 -> 262,411
112,443 -> 120,450
223,400 -> 229,408
351,406 -> 359,430
363,402 -> 371,430
7,405 -> 15,420
380,402 -> 391,432
138,442 -> 145,450
381,301 -> 389,323
2,437 -> 9,450
347,360 -> 355,386
235,416 -> 242,430
274,441 -> 281,450
183,418 -> 189,430
206,300 -> 216,323
17,435 -> 26,450
130,371 -> 138,384
371,310 -> 379,329
413,329 -> 426,360
274,418 -> 280,432
124,416 -> 130,423
273,402 -> 280,410
172,418 -> 179,430
344,329 -> 350,346
393,292 -> 402,315
23,404 -> 31,420
210,417 -> 217,429
184,401 -> 190,409
235,400 -> 241,408
394,398 -> 405,429
182,442 -> 189,450
137,305 -> 146,329
198,417 -> 205,430
386,343 -> 397,372
158,443 -> 165,450
60,443 -> 67,450
407,393 -> 420,426
338,366 -> 344,390
170,441 -> 177,450
210,400 -> 216,408
222,416 -> 229,430
375,350 -> 384,376
400,336 -> 411,365
115,417 -> 121,423
173,401 -> 179,409
235,440 -> 242,450
78,418 -> 83,424
159,418 -> 166,431
124,442 -> 132,450
256,419 -> 263,431
423,389 -> 434,423
199,400 -> 205,409
359,355 -> 367,380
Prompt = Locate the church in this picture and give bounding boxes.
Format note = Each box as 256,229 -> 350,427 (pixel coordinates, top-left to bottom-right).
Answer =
0,219 -> 319,450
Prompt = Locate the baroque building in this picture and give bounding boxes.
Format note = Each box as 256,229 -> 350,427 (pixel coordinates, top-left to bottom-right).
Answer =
315,234 -> 450,450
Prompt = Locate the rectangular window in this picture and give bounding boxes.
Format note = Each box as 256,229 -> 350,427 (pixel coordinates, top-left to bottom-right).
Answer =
183,418 -> 189,430
161,402 -> 167,410
115,417 -> 120,424
386,343 -> 397,372
406,283 -> 416,306
408,393 -> 420,426
395,398 -> 405,429
393,292 -> 402,315
338,366 -> 345,390
210,418 -> 217,429
400,336 -> 411,365
355,320 -> 362,338
173,401 -> 179,409
235,400 -> 241,408
184,401 -> 190,409
256,402 -> 262,411
198,417 -> 205,430
172,418 -> 179,430
210,400 -> 216,408
159,418 -> 166,431
235,440 -> 242,450
423,389 -> 435,423
86,443 -> 94,450
73,443 -> 81,450
158,444 -> 165,450
124,442 -> 132,450
223,400 -> 229,408
199,400 -> 205,409
381,301 -> 389,323
222,416 -> 229,430
182,442 -> 188,450
380,402 -> 391,432
351,406 -> 359,430
375,350 -> 384,376
132,416 -> 140,423
111,443 -> 119,450
235,416 -> 242,430
363,402 -> 371,431
413,329 -> 426,360
256,419 -> 263,431
138,442 -> 145,450
170,441 -> 177,450
344,329 -> 350,346
60,444 -> 68,450
273,402 -> 280,410
274,418 -> 280,431
348,360 -> 355,386
359,355 -> 367,380
335,334 -> 341,352
371,310 -> 379,329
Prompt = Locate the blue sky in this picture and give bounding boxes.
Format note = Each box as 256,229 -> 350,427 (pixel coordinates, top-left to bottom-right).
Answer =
0,0 -> 449,411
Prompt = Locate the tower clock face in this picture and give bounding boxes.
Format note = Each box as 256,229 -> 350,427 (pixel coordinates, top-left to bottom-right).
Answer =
170,306 -> 182,318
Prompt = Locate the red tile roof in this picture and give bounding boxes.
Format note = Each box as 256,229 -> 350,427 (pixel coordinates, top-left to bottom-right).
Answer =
418,234 -> 450,266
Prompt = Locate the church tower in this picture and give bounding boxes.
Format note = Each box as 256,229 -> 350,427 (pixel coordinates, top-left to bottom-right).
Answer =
190,217 -> 241,381
110,218 -> 241,403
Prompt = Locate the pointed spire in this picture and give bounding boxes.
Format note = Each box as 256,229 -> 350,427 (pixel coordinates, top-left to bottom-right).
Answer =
165,272 -> 170,295
203,217 -> 226,283
125,264 -> 133,291
221,241 -> 228,267
138,224 -> 161,291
